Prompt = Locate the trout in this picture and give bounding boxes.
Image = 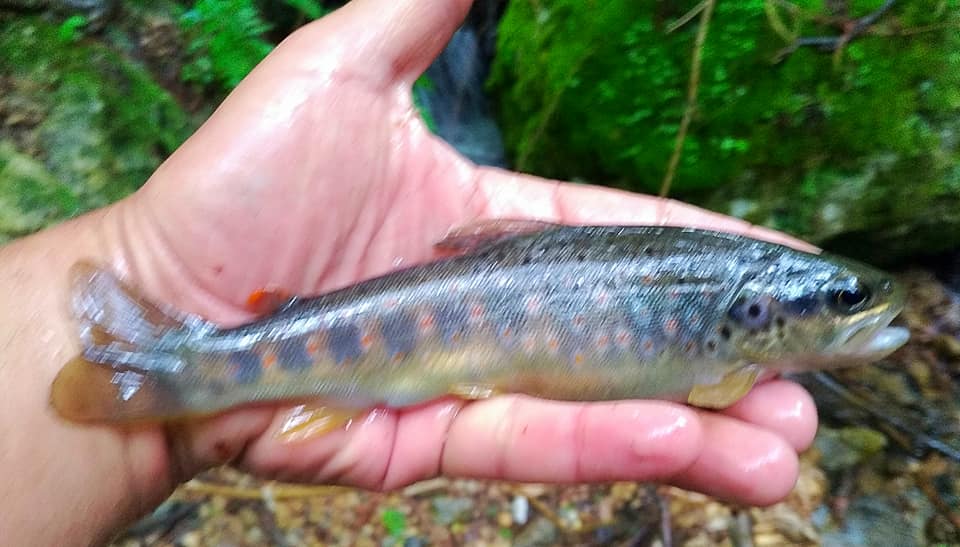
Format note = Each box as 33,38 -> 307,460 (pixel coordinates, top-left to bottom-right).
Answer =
51,221 -> 909,425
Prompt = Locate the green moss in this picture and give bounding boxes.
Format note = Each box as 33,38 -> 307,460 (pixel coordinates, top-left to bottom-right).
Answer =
0,142 -> 78,243
488,0 -> 960,259
180,0 -> 275,90
0,17 -> 194,230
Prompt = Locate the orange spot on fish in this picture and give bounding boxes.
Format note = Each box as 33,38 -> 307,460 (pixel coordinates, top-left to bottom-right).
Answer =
306,339 -> 321,356
616,331 -> 630,346
644,339 -> 655,351
574,353 -> 585,365
361,334 -> 374,349
665,319 -> 679,335
263,353 -> 277,369
548,338 -> 560,350
419,314 -> 435,329
597,334 -> 610,348
471,305 -> 484,319
246,288 -> 291,315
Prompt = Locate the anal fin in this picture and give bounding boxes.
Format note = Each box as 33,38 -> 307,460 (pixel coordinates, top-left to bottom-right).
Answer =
274,404 -> 359,442
448,382 -> 500,400
687,366 -> 761,409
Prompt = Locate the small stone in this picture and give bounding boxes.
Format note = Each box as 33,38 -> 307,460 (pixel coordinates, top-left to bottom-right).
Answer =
497,511 -> 513,528
511,495 -> 530,525
432,496 -> 474,526
179,531 -> 201,547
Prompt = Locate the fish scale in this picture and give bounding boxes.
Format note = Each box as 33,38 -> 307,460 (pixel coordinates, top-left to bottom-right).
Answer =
51,223 -> 910,423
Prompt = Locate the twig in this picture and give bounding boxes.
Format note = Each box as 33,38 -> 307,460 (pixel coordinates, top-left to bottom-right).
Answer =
515,46 -> 594,171
666,1 -> 707,34
659,0 -> 715,198
764,0 -> 799,43
179,480 -> 347,500
809,372 -> 960,462
658,489 -> 673,547
775,0 -> 897,61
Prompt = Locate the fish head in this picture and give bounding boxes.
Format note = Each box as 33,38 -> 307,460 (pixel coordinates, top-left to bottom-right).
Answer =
724,252 -> 908,371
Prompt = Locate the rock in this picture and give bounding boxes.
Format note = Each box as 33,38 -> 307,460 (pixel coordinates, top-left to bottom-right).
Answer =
431,496 -> 474,526
511,495 -> 529,526
513,516 -> 557,547
814,426 -> 887,474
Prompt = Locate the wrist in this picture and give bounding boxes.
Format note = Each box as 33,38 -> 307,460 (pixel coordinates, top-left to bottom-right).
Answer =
0,204 -> 174,546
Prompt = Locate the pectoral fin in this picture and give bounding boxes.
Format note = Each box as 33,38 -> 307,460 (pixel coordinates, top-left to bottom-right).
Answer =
274,404 -> 359,442
687,366 -> 761,409
435,219 -> 560,254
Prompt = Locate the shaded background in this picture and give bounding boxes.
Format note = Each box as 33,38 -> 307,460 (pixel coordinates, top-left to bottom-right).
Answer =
2,1 -> 959,545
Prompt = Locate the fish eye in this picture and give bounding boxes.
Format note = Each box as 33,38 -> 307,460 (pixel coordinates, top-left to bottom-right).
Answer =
829,282 -> 871,314
728,295 -> 771,330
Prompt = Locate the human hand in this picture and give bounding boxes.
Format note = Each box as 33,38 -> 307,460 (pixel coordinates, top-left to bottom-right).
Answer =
1,1 -> 818,543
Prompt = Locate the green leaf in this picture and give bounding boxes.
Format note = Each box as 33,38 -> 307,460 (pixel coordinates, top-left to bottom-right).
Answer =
57,15 -> 87,44
381,508 -> 406,538
283,0 -> 329,20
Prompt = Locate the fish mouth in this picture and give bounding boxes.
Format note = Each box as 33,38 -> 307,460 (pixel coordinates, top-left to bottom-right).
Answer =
834,324 -> 910,360
829,303 -> 910,361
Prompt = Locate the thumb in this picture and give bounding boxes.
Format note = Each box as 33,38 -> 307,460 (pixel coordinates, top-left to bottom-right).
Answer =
296,0 -> 473,85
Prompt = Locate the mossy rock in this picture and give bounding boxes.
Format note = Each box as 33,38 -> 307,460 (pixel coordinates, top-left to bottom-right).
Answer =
487,0 -> 960,262
0,15 -> 194,239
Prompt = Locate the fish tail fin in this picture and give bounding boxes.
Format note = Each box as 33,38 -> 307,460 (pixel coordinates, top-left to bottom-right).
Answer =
69,262 -> 206,373
50,355 -> 186,423
52,263 -> 210,423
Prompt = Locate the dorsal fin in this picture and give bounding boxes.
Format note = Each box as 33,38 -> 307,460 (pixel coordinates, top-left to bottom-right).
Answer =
434,219 -> 561,255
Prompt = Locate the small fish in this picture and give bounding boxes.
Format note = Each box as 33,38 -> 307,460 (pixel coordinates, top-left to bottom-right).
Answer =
51,221 -> 909,427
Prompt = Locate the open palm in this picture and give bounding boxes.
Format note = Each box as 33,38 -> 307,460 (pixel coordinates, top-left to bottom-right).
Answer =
104,0 -> 816,507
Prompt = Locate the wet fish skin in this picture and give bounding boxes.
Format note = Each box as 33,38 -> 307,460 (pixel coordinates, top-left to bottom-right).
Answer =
51,224 -> 908,423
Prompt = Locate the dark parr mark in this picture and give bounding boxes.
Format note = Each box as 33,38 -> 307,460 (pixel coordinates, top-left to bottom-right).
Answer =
328,322 -> 363,364
276,337 -> 313,371
229,350 -> 262,383
381,312 -> 418,359
434,301 -> 469,344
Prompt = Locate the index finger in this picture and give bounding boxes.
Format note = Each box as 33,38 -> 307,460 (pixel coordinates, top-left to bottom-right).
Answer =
473,167 -> 818,253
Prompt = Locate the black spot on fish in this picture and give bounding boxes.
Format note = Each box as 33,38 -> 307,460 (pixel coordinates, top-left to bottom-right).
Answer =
719,325 -> 732,340
276,337 -> 313,371
328,322 -> 363,364
229,350 -> 262,383
434,301 -> 469,344
729,296 -> 772,330
381,311 -> 417,359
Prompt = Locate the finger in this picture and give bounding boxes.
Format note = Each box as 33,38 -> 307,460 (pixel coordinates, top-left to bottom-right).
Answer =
440,396 -> 703,483
472,168 -> 818,252
720,380 -> 818,452
237,397 -> 702,489
669,411 -> 800,506
316,0 -> 472,85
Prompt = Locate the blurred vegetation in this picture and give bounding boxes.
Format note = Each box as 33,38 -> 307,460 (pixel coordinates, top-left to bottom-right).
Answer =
1,0 -> 958,259
488,0 -> 960,261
